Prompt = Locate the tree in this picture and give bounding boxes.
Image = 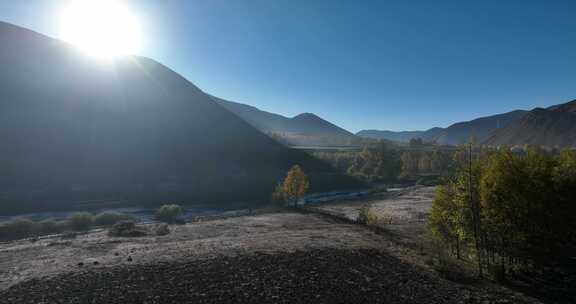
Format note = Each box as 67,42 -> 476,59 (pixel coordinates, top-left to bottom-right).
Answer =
280,165 -> 309,207
409,137 -> 424,147
155,204 -> 183,223
271,183 -> 285,205
432,147 -> 576,277
400,151 -> 417,178
429,181 -> 468,259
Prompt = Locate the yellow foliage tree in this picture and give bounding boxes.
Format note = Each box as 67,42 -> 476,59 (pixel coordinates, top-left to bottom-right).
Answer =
279,165 -> 309,207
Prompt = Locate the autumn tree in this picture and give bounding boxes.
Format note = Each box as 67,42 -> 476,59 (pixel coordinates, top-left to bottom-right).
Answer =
276,165 -> 309,207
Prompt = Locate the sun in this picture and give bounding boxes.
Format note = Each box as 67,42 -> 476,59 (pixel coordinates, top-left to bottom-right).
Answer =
59,0 -> 143,57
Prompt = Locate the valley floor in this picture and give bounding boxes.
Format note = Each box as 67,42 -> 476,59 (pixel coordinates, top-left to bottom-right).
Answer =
0,189 -> 540,304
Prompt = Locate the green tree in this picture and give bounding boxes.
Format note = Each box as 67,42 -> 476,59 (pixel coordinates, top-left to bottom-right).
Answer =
432,147 -> 576,277
429,181 -> 469,258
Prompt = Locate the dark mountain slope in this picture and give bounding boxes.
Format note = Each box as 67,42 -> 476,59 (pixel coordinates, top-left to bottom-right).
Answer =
0,22 -> 361,214
432,110 -> 527,145
484,100 -> 576,147
547,99 -> 576,113
213,97 -> 359,146
211,97 -> 291,133
289,113 -> 354,136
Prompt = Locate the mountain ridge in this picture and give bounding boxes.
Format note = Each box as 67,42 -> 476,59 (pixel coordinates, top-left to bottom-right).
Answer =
212,96 -> 360,146
485,100 -> 576,147
0,21 -> 361,214
357,110 -> 527,145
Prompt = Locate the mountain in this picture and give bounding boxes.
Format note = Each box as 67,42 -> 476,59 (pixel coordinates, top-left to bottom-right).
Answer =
357,111 -> 527,145
484,100 -> 576,147
213,97 -> 360,147
547,99 -> 576,113
0,22 -> 361,214
432,110 -> 527,145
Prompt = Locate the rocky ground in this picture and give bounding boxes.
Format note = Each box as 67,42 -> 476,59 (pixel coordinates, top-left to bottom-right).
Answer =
0,188 -> 543,303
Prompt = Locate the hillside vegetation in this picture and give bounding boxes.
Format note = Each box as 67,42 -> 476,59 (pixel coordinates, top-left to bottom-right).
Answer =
430,147 -> 576,277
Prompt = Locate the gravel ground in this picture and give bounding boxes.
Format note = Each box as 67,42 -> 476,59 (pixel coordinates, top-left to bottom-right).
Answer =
0,249 -> 533,304
0,213 -> 385,291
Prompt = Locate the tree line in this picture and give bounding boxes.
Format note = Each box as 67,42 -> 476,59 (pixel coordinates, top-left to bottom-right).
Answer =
429,146 -> 576,277
312,141 -> 455,183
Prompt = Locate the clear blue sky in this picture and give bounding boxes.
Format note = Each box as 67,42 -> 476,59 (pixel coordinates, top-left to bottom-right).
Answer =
1,0 -> 575,132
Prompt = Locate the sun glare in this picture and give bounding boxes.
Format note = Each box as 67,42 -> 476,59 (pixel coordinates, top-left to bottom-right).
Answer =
59,0 -> 143,57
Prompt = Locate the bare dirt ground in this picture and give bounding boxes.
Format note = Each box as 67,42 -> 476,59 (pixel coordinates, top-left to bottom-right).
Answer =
309,187 -> 435,249
0,212 -> 383,291
0,190 -> 542,303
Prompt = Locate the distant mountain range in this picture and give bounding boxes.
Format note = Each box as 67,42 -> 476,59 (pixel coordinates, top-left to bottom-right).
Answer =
213,97 -> 360,147
358,100 -> 576,148
358,110 -> 528,146
0,22 -> 361,214
217,95 -> 576,148
485,100 -> 576,147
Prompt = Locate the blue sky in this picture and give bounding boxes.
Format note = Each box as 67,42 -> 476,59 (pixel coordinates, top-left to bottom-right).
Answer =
1,0 -> 575,132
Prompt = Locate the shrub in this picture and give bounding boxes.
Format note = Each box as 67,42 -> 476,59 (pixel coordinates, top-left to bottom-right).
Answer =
56,220 -> 71,232
37,219 -> 61,235
108,221 -> 148,237
357,206 -> 379,225
154,223 -> 170,236
60,231 -> 77,239
69,212 -> 94,231
155,204 -> 183,223
94,212 -> 134,227
0,219 -> 37,240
